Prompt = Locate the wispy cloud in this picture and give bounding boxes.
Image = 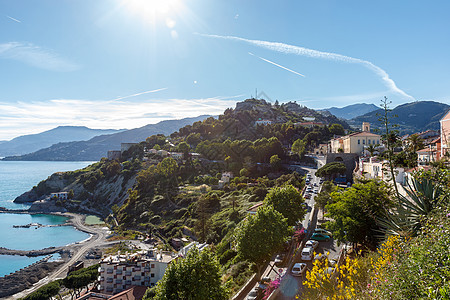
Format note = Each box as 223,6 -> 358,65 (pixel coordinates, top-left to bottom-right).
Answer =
110,88 -> 168,101
0,42 -> 79,72
0,96 -> 240,140
199,33 -> 414,100
248,52 -> 305,77
6,15 -> 21,23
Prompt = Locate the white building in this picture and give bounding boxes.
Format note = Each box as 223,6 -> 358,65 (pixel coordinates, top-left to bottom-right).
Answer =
218,172 -> 233,188
50,192 -> 68,200
255,119 -> 273,126
359,157 -> 405,184
98,250 -> 175,295
169,152 -> 183,160
178,242 -> 209,257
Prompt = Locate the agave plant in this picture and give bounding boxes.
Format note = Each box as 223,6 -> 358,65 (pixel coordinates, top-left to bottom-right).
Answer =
378,176 -> 447,237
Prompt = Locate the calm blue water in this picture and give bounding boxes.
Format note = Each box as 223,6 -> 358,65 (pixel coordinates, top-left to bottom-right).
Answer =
0,161 -> 94,277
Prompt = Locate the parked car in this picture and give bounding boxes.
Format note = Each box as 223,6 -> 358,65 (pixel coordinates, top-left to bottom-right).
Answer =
274,254 -> 285,267
311,233 -> 331,242
301,247 -> 314,261
305,240 -> 319,250
313,188 -> 319,194
314,228 -> 333,237
304,193 -> 311,199
291,262 -> 307,276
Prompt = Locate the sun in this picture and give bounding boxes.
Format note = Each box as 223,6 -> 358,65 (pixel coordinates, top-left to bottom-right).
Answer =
123,0 -> 181,21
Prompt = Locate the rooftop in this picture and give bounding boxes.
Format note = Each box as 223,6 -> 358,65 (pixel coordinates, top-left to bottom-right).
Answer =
101,249 -> 175,265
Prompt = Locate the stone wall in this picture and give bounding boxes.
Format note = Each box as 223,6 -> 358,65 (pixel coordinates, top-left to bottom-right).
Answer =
325,153 -> 359,183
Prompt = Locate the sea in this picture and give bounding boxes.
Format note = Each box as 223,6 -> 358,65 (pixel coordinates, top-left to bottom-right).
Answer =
0,161 -> 94,277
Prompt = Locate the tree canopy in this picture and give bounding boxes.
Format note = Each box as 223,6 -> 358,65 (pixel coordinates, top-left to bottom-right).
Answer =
145,247 -> 228,300
325,179 -> 393,247
316,162 -> 347,180
235,205 -> 292,277
264,185 -> 305,226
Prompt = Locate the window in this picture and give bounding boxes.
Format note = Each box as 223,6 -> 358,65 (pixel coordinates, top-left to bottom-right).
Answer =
358,139 -> 360,144
151,273 -> 155,278
363,140 -> 365,144
377,140 -> 379,144
368,139 -> 371,144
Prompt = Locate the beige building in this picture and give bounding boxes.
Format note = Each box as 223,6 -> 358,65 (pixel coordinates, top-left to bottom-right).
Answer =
330,123 -> 381,155
441,109 -> 450,157
342,132 -> 381,154
98,250 -> 174,294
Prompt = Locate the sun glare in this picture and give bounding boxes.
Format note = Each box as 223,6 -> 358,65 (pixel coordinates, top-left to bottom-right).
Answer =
123,0 -> 181,21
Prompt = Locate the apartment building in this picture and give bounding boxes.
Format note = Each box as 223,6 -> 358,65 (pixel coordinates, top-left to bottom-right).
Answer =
98,250 -> 175,295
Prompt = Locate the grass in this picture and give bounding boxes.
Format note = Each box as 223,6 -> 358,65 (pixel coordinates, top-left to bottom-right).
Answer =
85,215 -> 105,225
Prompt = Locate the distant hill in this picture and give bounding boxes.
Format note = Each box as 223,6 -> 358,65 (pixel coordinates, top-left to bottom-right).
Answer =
320,103 -> 380,119
349,101 -> 450,134
2,116 -> 212,161
0,126 -> 124,157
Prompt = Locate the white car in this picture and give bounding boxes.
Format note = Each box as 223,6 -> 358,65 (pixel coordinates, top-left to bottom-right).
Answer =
291,262 -> 307,276
305,240 -> 319,250
301,247 -> 313,261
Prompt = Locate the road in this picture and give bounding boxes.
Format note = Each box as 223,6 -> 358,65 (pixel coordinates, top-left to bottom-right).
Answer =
8,214 -> 111,300
275,167 -> 342,300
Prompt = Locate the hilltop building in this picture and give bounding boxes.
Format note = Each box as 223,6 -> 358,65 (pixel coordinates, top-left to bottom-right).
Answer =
294,121 -> 324,128
255,119 -> 273,126
121,143 -> 138,153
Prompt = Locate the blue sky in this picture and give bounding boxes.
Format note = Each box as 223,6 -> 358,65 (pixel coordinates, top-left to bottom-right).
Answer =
0,0 -> 449,140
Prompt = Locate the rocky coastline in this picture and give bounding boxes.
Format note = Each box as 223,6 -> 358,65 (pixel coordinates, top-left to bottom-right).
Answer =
0,256 -> 63,298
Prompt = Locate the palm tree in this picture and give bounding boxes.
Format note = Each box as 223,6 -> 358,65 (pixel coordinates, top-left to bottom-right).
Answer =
366,144 -> 378,157
407,133 -> 425,153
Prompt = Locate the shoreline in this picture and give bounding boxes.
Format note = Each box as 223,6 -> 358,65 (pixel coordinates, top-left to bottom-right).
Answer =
4,212 -> 112,299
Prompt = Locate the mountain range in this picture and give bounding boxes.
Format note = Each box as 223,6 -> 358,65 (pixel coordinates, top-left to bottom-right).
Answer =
349,101 -> 450,134
0,126 -> 124,157
320,103 -> 380,119
2,116 -> 211,161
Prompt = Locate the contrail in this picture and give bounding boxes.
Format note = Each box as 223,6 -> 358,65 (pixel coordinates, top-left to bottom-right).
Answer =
198,33 -> 414,100
111,88 -> 168,101
6,15 -> 21,23
248,52 -> 305,77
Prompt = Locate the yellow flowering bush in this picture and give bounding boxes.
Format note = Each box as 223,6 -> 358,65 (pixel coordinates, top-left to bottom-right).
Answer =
302,253 -> 369,299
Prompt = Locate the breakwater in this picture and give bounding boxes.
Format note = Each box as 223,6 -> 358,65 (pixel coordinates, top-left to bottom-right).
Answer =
0,255 -> 63,298
0,246 -> 64,257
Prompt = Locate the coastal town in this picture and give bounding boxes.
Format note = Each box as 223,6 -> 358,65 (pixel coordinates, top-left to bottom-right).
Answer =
0,98 -> 448,300
1,1 -> 450,299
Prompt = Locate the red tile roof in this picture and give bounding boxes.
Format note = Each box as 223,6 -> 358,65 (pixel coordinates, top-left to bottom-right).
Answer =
109,286 -> 148,300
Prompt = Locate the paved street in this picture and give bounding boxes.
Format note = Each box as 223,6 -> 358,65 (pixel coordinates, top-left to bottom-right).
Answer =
274,166 -> 342,300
